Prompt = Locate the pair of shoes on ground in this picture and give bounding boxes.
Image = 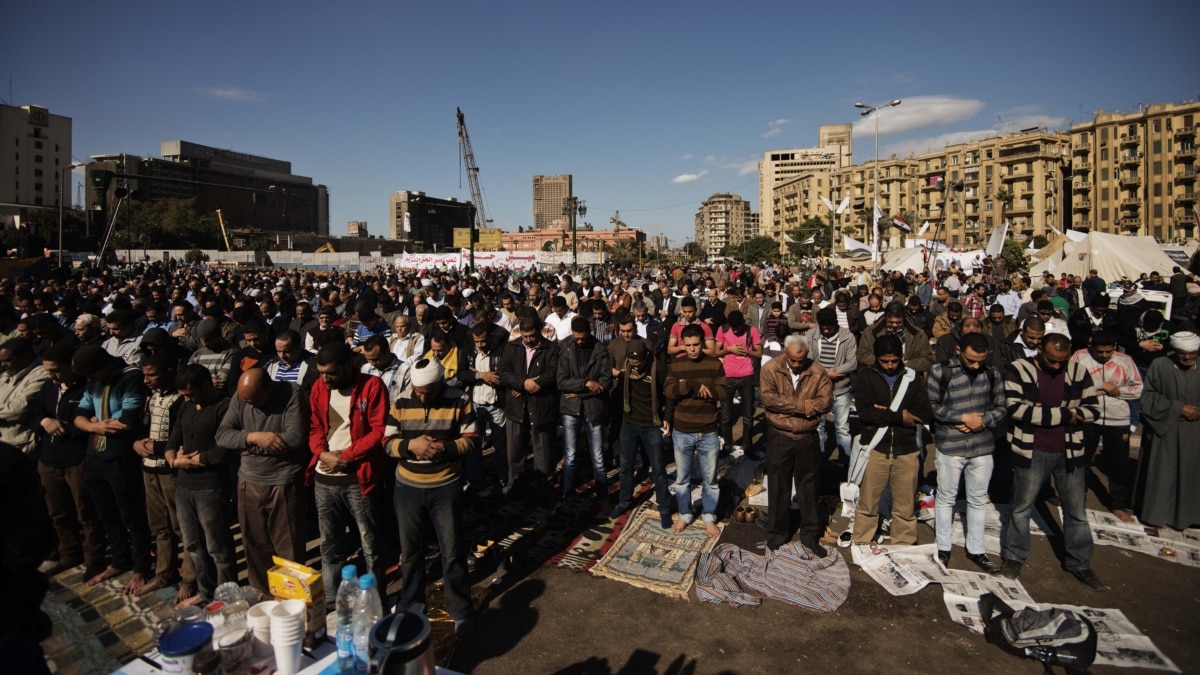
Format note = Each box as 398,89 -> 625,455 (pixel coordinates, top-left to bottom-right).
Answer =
997,558 -> 1108,591
938,549 -> 1000,575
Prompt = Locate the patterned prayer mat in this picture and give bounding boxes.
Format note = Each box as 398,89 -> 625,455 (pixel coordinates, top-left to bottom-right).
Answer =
590,502 -> 724,600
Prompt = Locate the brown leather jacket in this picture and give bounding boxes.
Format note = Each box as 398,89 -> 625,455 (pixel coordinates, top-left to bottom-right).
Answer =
760,354 -> 833,439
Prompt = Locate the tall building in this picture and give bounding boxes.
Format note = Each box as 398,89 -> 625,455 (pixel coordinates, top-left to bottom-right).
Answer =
694,193 -> 755,255
532,174 -> 572,230
0,104 -> 73,213
758,123 -> 853,241
1069,100 -> 1200,241
389,190 -> 476,251
85,140 -> 329,235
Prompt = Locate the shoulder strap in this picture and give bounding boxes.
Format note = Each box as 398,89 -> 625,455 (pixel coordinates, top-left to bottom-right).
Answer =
863,368 -> 916,453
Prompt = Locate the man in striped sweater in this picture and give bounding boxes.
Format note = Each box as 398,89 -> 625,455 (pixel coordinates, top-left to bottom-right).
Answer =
1000,333 -> 1106,591
384,358 -> 479,636
665,323 -> 727,537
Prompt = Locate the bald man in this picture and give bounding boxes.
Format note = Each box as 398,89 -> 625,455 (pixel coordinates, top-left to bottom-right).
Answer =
215,368 -> 308,594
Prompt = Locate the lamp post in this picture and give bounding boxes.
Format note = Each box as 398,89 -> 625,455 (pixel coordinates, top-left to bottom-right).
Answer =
58,162 -> 85,269
855,99 -> 901,275
564,196 -> 586,273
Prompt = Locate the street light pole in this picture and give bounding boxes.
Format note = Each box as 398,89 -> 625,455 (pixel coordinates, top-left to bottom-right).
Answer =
564,196 -> 586,273
58,162 -> 85,269
855,99 -> 901,277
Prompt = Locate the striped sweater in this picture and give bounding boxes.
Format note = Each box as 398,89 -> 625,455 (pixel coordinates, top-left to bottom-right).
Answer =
384,386 -> 479,488
664,354 -> 727,434
1003,358 -> 1100,468
927,362 -> 1007,458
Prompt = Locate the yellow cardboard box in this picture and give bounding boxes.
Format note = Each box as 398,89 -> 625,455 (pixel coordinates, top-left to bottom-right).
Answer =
268,556 -> 327,646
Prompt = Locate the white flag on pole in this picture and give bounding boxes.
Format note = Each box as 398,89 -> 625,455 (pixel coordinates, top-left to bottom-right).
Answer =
819,195 -> 835,212
918,220 -> 930,235
403,211 -> 412,233
801,235 -> 815,245
872,203 -> 884,256
838,195 -> 851,214
783,233 -> 795,243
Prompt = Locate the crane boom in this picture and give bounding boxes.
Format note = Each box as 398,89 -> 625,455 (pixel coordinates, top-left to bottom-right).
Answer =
215,209 -> 233,252
456,107 -> 487,231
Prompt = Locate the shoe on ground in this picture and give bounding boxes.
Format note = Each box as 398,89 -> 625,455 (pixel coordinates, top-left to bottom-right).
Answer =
999,559 -> 1022,580
800,536 -> 828,559
1070,568 -> 1108,592
873,518 -> 892,544
967,552 -> 1000,575
837,530 -> 853,548
937,549 -> 951,566
659,512 -> 673,529
609,504 -> 629,520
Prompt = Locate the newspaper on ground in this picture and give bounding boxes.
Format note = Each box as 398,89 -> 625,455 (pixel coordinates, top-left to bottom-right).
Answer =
944,501 -> 1047,557
1052,605 -> 1179,672
850,543 -> 955,596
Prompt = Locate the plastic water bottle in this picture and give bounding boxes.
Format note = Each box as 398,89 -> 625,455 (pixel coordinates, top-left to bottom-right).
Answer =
335,565 -> 359,674
353,573 -> 383,675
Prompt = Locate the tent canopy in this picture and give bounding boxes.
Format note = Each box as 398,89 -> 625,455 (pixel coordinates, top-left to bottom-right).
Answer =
1028,231 -> 1178,281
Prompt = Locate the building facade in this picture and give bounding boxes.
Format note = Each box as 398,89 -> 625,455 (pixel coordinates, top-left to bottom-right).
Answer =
694,193 -> 756,255
0,104 -> 73,214
758,123 -> 853,241
1069,100 -> 1199,241
500,226 -> 644,254
85,140 -> 329,235
532,174 -> 572,230
389,190 -> 476,251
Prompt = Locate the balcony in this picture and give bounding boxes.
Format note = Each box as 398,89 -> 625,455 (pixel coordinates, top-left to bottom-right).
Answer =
1008,203 -> 1034,216
1120,134 -> 1141,147
1175,168 -> 1197,181
921,182 -> 944,192
1074,160 -> 1091,171
1173,126 -> 1195,139
1120,198 -> 1141,209
1176,192 -> 1197,204
1120,154 -> 1142,166
1072,143 -> 1089,154
1176,147 -> 1198,160
1073,181 -> 1091,192
1073,200 -> 1092,210
1178,210 -> 1198,224
963,172 -> 980,184
1120,175 -> 1143,186
1119,216 -> 1141,229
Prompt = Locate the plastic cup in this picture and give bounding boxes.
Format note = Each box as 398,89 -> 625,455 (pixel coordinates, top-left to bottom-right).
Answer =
272,636 -> 303,675
217,628 -> 252,675
247,601 -> 276,659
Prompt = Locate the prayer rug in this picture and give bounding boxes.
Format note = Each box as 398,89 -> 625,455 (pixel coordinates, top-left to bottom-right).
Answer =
590,502 -> 723,600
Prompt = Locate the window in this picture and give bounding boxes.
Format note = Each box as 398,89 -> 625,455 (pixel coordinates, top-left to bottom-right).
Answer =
33,169 -> 42,177
1101,188 -> 1109,201
952,156 -> 959,165
1154,140 -> 1162,154
986,166 -> 993,179
985,200 -> 993,211
34,141 -> 43,149
1153,204 -> 1163,217
1154,183 -> 1162,197
1153,161 -> 1162,175
34,182 -> 43,192
1101,128 -> 1108,141
1153,120 -> 1161,133
985,149 -> 993,159
1101,148 -> 1108,161
34,155 -> 42,163
1101,208 -> 1109,221
1100,168 -> 1109,181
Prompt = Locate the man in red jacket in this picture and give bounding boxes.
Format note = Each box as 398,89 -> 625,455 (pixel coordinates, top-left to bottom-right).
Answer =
309,341 -> 388,611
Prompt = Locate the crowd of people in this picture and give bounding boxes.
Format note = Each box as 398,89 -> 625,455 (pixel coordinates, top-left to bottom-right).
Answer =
3,255 -> 1199,662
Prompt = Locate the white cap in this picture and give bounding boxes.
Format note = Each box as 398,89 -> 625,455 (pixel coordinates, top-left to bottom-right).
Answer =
410,358 -> 444,387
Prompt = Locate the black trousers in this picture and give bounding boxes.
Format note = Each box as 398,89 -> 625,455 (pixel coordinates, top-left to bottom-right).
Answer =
1083,423 -> 1132,511
84,453 -> 152,577
764,427 -> 819,548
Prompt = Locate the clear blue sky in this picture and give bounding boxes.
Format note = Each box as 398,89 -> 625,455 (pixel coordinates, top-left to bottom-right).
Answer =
4,0 -> 1194,245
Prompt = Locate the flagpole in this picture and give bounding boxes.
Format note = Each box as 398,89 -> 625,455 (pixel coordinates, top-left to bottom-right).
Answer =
855,99 -> 901,278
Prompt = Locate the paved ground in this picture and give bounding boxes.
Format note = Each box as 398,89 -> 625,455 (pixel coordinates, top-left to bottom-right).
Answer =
448,450 -> 1200,675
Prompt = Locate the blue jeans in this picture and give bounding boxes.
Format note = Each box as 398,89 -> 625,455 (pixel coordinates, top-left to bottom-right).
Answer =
935,453 -> 993,555
1003,451 -> 1094,571
562,415 -> 607,497
315,481 -> 384,609
175,486 -> 236,601
617,421 -> 671,513
719,376 -> 755,451
817,392 -> 853,460
671,431 -> 720,523
393,480 -> 473,621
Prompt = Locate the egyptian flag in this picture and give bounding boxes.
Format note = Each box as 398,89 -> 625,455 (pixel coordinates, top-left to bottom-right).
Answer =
892,215 -> 912,233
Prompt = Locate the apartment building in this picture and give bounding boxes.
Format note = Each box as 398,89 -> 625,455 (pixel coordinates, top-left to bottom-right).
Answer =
532,174 -> 572,230
0,104 -> 73,215
1069,100 -> 1199,241
694,192 -> 755,255
758,123 -> 853,241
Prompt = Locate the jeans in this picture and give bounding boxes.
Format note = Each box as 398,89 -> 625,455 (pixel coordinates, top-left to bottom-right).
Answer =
562,415 -> 607,498
719,376 -> 755,451
1003,451 -> 1094,571
817,392 -> 853,460
143,471 -> 193,586
617,421 -> 671,514
671,431 -> 720,523
1083,424 -> 1132,510
1127,364 -> 1148,428
935,453 -> 994,555
393,480 -> 473,622
315,481 -> 384,609
84,454 -> 152,577
176,486 -> 237,601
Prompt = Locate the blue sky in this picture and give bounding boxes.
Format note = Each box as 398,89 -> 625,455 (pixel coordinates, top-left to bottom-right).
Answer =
4,0 -> 1194,245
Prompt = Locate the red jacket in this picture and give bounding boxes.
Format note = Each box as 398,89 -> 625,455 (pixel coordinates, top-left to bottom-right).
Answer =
307,373 -> 387,495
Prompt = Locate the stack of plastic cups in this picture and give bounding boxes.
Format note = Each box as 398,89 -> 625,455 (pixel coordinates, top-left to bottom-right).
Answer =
269,600 -> 307,675
246,600 -> 277,660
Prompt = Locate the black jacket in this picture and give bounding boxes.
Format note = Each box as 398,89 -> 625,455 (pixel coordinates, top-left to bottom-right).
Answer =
497,336 -> 560,427
853,366 -> 934,456
557,336 -> 613,422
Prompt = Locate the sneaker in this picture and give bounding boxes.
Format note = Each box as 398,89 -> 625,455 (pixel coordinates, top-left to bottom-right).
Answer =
967,553 -> 1000,575
1070,568 -> 1108,592
837,530 -> 853,548
874,518 -> 892,544
937,550 -> 951,566
999,559 -> 1022,580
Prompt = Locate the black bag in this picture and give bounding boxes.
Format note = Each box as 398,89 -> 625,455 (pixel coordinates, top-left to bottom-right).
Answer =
979,592 -> 1097,674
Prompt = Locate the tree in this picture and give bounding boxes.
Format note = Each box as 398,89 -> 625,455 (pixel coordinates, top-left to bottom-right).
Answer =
724,236 -> 780,264
995,187 -> 1014,226
183,248 -> 209,265
1000,238 -> 1027,274
1031,234 -> 1050,250
683,241 -> 703,261
785,216 -> 829,259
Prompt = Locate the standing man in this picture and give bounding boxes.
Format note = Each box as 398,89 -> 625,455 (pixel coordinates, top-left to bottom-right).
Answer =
0,337 -> 50,455
496,317 -> 559,494
1000,333 -> 1106,590
558,316 -> 613,500
667,297 -> 716,358
715,311 -> 762,456
384,359 -> 479,636
1133,330 -> 1200,533
665,324 -> 727,537
389,315 -> 425,365
215,369 -> 308,595
928,333 -> 1007,572
308,342 -> 388,609
804,308 -> 857,460
760,336 -> 832,554
1070,330 -> 1142,522
611,340 -> 671,525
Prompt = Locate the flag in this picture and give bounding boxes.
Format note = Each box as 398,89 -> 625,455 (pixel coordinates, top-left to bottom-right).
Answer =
872,203 -> 883,254
819,195 -> 835,212
918,220 -> 930,235
892,215 -> 912,232
838,195 -> 851,214
801,235 -> 815,245
783,233 -> 795,243
403,211 -> 412,233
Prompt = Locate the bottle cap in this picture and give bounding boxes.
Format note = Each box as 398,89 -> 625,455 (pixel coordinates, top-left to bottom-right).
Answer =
358,573 -> 376,590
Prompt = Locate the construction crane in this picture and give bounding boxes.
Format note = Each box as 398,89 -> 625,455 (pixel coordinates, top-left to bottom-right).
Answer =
215,209 -> 233,252
456,107 -> 487,269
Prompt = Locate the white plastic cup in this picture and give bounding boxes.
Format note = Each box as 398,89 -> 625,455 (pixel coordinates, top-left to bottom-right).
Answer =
246,601 -> 276,658
272,636 -> 304,675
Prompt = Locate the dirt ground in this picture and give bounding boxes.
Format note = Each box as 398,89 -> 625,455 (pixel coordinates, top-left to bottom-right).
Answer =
448,457 -> 1200,675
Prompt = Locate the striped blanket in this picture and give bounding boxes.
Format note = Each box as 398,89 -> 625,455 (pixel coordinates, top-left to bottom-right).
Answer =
695,542 -> 851,612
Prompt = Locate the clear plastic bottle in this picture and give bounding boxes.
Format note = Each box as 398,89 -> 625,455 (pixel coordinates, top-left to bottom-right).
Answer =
335,565 -> 359,674
352,573 -> 383,675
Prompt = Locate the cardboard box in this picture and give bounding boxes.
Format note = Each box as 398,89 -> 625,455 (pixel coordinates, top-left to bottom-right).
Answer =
268,556 -> 327,647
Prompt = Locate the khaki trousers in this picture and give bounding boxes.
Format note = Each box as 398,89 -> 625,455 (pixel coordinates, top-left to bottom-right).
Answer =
852,451 -> 919,545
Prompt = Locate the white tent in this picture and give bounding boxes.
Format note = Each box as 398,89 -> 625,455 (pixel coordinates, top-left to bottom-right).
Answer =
881,247 -> 927,273
1028,231 -> 1178,281
932,249 -> 988,273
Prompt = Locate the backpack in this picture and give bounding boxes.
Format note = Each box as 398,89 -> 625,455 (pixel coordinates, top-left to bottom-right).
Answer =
979,593 -> 1097,674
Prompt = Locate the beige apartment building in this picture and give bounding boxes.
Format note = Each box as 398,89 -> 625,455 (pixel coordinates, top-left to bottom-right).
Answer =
695,193 -> 756,255
1069,100 -> 1199,241
0,104 -> 73,216
532,174 -> 572,230
758,124 -> 853,241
